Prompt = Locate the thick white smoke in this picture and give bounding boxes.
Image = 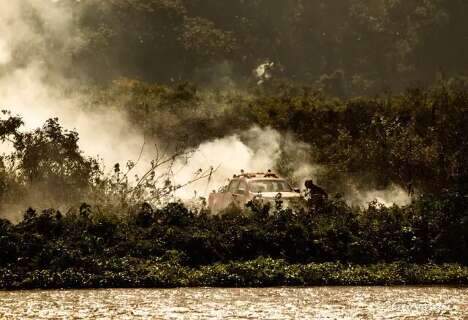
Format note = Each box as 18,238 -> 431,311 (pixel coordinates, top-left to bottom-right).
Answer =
0,0 -> 149,171
173,126 -> 319,200
0,64 -> 146,168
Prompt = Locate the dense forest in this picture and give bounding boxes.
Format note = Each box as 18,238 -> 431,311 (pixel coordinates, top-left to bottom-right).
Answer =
7,0 -> 468,94
1,0 -> 468,288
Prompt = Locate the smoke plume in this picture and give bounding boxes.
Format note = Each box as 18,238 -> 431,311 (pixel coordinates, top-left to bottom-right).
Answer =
0,0 -> 149,170
172,126 -> 317,199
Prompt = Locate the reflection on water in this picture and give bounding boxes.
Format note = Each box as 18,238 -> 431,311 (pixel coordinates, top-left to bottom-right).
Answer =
0,287 -> 466,319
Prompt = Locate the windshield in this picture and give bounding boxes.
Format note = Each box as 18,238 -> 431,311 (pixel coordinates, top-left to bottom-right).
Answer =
249,180 -> 293,193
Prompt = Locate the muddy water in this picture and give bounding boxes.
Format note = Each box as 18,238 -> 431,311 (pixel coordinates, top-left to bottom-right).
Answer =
0,287 -> 466,319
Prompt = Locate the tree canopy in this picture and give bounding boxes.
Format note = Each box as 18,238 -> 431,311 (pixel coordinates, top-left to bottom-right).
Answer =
58,0 -> 468,94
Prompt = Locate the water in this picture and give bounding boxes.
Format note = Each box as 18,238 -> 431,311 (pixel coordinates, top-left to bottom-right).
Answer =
0,287 -> 466,319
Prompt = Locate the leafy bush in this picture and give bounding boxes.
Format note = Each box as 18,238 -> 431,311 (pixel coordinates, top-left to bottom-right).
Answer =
1,258 -> 467,289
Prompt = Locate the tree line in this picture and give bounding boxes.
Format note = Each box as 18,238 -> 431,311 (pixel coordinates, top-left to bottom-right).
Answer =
17,0 -> 468,95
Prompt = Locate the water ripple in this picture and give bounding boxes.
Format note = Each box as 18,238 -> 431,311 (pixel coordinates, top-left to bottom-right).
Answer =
0,287 -> 466,319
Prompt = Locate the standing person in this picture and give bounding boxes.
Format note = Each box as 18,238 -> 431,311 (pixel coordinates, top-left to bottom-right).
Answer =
304,179 -> 328,210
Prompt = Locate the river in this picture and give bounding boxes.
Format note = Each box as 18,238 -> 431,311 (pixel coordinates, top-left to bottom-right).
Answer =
0,287 -> 466,319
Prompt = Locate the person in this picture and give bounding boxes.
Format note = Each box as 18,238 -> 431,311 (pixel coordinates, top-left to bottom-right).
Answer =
304,179 -> 328,209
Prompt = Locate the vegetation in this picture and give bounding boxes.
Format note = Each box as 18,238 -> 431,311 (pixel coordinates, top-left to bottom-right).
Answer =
57,1 -> 459,91
1,82 -> 467,288
95,80 -> 468,196
14,0 -> 468,94
1,258 -> 467,289
0,191 -> 466,289
2,0 -> 468,288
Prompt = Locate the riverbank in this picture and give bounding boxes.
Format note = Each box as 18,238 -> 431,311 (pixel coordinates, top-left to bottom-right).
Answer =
1,258 -> 467,289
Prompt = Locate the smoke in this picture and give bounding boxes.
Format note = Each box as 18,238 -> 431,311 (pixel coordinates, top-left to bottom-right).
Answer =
346,185 -> 412,208
172,126 -> 411,207
0,39 -> 12,65
172,126 -> 319,199
0,0 -> 81,68
0,0 -> 149,170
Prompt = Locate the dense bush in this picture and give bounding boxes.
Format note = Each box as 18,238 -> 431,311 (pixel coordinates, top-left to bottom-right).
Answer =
1,257 -> 466,289
0,192 -> 466,288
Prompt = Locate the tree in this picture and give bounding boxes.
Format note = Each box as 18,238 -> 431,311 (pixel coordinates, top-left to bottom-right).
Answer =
2,117 -> 99,209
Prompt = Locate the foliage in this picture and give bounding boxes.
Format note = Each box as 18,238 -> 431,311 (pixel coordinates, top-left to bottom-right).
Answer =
1,108 -> 467,287
0,192 -> 466,279
3,1 -> 468,289
1,83 -> 467,278
98,80 -> 468,196
1,257 -> 467,289
61,0 -> 468,94
0,114 -> 216,216
0,117 -> 100,213
9,0 -> 468,94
